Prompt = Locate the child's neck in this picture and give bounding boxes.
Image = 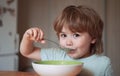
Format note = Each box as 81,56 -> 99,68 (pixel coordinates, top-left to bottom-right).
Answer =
82,53 -> 92,58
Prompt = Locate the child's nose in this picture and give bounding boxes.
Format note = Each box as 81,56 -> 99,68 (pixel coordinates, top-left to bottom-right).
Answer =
66,39 -> 73,46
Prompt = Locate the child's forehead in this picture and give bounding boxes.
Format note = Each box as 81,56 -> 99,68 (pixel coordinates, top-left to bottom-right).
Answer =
61,26 -> 80,33
61,26 -> 72,33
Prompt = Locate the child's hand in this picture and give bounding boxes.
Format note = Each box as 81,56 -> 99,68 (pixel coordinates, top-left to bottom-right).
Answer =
24,27 -> 45,43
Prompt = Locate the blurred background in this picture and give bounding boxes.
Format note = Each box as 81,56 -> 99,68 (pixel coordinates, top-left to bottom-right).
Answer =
0,0 -> 120,76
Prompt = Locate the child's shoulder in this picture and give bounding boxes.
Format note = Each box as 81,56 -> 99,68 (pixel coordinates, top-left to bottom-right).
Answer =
97,55 -> 110,60
95,54 -> 111,64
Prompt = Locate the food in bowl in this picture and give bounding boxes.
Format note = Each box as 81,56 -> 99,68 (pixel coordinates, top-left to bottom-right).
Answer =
32,60 -> 83,76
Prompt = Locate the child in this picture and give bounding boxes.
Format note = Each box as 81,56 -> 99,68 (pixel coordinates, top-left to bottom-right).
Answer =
20,5 -> 113,76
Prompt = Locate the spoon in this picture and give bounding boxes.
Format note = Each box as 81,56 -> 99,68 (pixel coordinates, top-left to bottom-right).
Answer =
44,38 -> 71,52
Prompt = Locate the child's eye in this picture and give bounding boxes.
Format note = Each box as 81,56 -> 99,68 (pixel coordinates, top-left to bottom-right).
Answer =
60,33 -> 67,38
73,33 -> 80,38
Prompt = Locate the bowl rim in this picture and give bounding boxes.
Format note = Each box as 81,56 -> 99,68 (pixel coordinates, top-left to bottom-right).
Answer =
32,60 -> 83,66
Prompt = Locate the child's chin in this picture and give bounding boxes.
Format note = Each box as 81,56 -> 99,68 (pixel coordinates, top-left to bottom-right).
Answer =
68,54 -> 79,59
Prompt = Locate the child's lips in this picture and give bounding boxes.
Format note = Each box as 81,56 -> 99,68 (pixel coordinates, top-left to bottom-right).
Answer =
69,49 -> 75,51
68,49 -> 76,53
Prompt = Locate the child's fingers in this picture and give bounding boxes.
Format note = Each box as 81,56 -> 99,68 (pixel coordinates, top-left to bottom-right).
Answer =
31,27 -> 44,42
26,29 -> 33,37
25,27 -> 45,42
38,28 -> 44,40
32,28 -> 39,40
35,28 -> 43,41
32,28 -> 44,41
25,28 -> 37,40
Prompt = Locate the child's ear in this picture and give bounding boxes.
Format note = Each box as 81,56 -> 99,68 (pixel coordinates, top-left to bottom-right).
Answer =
91,38 -> 96,44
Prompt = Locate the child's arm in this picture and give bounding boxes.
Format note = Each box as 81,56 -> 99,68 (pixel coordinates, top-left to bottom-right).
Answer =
20,27 -> 45,60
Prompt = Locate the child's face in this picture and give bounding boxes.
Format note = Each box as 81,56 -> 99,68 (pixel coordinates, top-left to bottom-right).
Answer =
59,26 -> 96,59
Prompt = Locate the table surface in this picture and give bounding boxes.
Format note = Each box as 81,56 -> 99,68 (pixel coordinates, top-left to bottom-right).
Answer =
0,71 -> 39,76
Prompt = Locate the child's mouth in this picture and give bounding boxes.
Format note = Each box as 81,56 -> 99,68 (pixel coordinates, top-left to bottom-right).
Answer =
68,49 -> 76,54
61,47 -> 76,53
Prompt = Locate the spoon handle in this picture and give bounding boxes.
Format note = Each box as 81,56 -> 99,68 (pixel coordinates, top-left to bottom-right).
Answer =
44,38 -> 70,52
44,38 -> 60,46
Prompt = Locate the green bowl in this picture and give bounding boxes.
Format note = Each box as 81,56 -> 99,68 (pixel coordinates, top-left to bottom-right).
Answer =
35,60 -> 83,65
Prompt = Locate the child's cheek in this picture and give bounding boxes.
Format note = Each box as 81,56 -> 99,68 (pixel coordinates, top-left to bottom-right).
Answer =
59,40 -> 65,47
